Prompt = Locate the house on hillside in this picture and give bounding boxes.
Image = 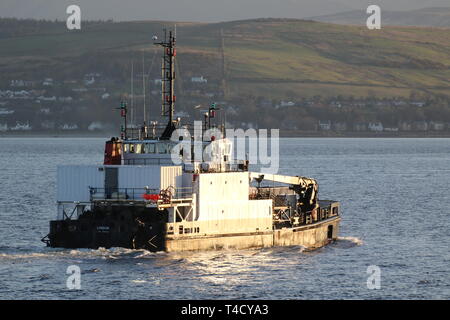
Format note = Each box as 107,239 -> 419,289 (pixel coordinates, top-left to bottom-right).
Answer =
72,88 -> 88,93
84,77 -> 95,86
39,108 -> 51,115
0,108 -> 14,115
429,121 -> 445,131
384,127 -> 399,132
84,73 -> 101,86
276,101 -> 295,109
368,122 -> 383,132
88,122 -> 105,131
60,124 -> 79,130
318,120 -> 331,131
37,96 -> 57,102
191,76 -> 208,84
281,101 -> 295,107
10,80 -> 25,87
411,101 -> 426,107
330,101 -> 342,108
43,78 -> 54,86
10,122 -> 32,131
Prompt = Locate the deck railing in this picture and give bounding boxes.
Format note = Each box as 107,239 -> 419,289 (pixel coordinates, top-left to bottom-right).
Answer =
123,158 -> 174,166
89,186 -> 193,202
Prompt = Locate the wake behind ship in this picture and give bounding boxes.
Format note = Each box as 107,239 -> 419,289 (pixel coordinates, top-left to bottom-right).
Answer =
42,29 -> 341,252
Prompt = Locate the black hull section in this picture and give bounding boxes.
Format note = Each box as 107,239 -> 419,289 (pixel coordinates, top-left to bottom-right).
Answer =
46,203 -> 341,252
48,206 -> 168,252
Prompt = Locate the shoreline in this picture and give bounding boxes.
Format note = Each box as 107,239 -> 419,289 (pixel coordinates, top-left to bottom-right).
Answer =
280,131 -> 450,138
2,131 -> 450,138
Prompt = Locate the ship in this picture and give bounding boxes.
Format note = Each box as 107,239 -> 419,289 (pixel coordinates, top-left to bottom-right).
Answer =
42,29 -> 341,252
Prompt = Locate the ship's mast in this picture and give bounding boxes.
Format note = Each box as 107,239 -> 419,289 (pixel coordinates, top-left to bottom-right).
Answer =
130,61 -> 134,127
142,51 -> 146,126
154,29 -> 177,140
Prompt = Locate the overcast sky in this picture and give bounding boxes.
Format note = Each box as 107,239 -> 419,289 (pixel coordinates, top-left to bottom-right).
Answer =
0,0 -> 449,22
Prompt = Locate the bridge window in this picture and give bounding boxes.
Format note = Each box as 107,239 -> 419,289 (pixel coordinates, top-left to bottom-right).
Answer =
135,144 -> 142,154
124,142 -> 174,154
157,143 -> 170,154
145,143 -> 156,154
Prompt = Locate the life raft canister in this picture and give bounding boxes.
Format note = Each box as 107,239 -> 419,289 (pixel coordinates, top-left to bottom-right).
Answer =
142,194 -> 160,202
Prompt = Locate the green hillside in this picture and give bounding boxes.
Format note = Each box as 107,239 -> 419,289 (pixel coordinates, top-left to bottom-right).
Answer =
0,18 -> 449,99
309,7 -> 450,28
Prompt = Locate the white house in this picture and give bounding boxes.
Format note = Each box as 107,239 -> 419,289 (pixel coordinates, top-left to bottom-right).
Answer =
43,78 -> 54,86
430,121 -> 445,131
84,77 -> 95,86
88,122 -> 105,131
37,96 -> 57,102
0,108 -> 14,115
191,76 -> 208,84
384,127 -> 399,132
368,122 -> 384,132
60,124 -> 79,130
318,120 -> 331,131
279,101 -> 295,108
11,80 -> 25,87
411,101 -> 425,107
10,122 -> 32,131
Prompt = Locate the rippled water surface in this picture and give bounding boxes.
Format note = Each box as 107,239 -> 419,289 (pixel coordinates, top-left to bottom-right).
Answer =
0,137 -> 449,299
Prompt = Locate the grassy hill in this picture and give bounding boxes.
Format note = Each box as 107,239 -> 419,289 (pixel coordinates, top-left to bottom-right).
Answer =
0,18 -> 449,99
309,7 -> 450,28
